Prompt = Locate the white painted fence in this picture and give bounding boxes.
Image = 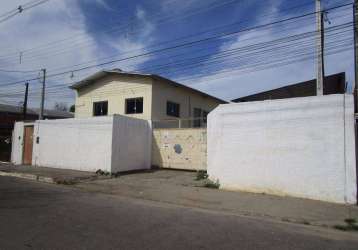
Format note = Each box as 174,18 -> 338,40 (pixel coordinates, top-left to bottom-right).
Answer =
208,94 -> 357,204
12,115 -> 152,173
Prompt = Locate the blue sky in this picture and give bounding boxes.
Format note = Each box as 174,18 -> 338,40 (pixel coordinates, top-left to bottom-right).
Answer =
0,0 -> 354,108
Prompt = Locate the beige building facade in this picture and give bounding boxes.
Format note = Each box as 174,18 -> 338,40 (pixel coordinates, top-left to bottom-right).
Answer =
71,70 -> 225,127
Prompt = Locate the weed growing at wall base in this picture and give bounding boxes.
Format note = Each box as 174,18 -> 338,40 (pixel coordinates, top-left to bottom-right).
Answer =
334,218 -> 358,231
204,179 -> 220,189
195,170 -> 208,180
96,169 -> 120,178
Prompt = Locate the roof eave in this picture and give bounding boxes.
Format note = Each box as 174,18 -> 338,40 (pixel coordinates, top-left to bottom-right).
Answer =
69,71 -> 227,103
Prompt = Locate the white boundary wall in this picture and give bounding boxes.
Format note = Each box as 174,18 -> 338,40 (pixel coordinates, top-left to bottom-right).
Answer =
12,115 -> 151,173
32,116 -> 113,172
208,94 -> 357,204
111,115 -> 152,172
11,121 -> 25,165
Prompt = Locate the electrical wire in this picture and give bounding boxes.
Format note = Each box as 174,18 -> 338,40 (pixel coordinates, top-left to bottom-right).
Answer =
0,22 -> 352,98
0,0 -> 50,24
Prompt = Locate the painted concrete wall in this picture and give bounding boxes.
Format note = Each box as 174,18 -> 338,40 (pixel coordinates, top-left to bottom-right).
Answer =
111,115 -> 152,172
11,122 -> 24,165
151,78 -> 222,127
75,75 -> 153,120
207,94 -> 357,204
32,116 -> 114,172
11,115 -> 152,173
152,128 -> 207,170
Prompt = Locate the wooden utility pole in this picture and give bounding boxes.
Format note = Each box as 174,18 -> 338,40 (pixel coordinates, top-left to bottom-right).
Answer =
316,0 -> 324,95
354,0 -> 358,112
23,82 -> 28,120
39,69 -> 46,120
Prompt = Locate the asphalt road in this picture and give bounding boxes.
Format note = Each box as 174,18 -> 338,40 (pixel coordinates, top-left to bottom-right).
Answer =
0,177 -> 357,250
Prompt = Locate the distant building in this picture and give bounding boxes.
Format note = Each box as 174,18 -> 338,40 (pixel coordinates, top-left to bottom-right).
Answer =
70,69 -> 226,128
232,73 -> 346,103
0,104 -> 73,162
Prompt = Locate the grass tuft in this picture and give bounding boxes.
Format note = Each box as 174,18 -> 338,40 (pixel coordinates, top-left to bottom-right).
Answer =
204,179 -> 220,189
334,218 -> 358,232
96,169 -> 120,178
344,218 -> 357,225
195,170 -> 208,181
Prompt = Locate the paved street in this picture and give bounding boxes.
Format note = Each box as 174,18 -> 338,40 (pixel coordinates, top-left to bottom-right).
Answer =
0,176 -> 357,250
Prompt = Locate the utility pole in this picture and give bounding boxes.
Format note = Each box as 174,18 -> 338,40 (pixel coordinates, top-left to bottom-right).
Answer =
39,69 -> 46,120
354,0 -> 358,112
23,82 -> 28,120
316,0 -> 325,95
353,0 -> 358,207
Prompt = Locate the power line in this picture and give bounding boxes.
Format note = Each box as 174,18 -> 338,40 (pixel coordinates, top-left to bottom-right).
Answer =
29,4 -> 355,74
3,0 -> 348,67
0,0 -> 50,24
0,0 -> 347,80
0,22 -> 352,98
0,3 -> 353,89
0,68 -> 40,73
0,0 -> 244,59
4,0 -> 319,70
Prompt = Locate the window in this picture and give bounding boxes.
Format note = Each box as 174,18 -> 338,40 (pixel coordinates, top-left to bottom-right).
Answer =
166,101 -> 180,117
193,108 -> 202,127
126,97 -> 143,114
93,101 -> 108,116
203,111 -> 209,124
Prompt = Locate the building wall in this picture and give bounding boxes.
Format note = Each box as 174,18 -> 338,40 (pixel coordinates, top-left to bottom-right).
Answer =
152,128 -> 207,170
32,117 -> 114,172
111,115 -> 152,172
232,73 -> 346,103
151,78 -> 222,127
12,116 -> 152,173
11,122 -> 25,165
207,94 -> 357,204
75,75 -> 153,120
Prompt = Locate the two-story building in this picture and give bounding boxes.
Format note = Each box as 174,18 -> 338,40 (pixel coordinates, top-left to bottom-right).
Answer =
70,69 -> 226,127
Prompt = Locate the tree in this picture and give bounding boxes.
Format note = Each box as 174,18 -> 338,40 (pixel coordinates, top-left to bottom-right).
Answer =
53,102 -> 68,111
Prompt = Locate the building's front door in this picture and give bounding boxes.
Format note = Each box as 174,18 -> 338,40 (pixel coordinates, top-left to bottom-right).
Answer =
23,126 -> 34,165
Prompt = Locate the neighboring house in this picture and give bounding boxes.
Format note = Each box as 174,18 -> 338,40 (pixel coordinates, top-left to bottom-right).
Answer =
70,69 -> 226,128
232,72 -> 346,103
0,103 -> 73,162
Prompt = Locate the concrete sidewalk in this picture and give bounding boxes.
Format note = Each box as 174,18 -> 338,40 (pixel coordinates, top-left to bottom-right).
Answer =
0,162 -> 105,184
1,163 -> 357,230
74,169 -> 358,229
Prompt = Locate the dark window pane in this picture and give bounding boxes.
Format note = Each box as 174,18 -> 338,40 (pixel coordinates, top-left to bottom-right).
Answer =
167,101 -> 180,117
126,99 -> 135,114
136,98 -> 143,113
93,101 -> 108,116
193,108 -> 202,127
125,98 -> 143,114
203,111 -> 209,124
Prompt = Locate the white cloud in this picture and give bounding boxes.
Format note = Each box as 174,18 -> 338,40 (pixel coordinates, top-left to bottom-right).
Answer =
0,0 -> 100,108
0,0 -> 353,107
106,5 -> 156,71
0,0 -> 157,109
179,0 -> 354,101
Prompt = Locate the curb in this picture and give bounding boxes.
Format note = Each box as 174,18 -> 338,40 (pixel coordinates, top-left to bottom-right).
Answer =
0,171 -> 55,184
